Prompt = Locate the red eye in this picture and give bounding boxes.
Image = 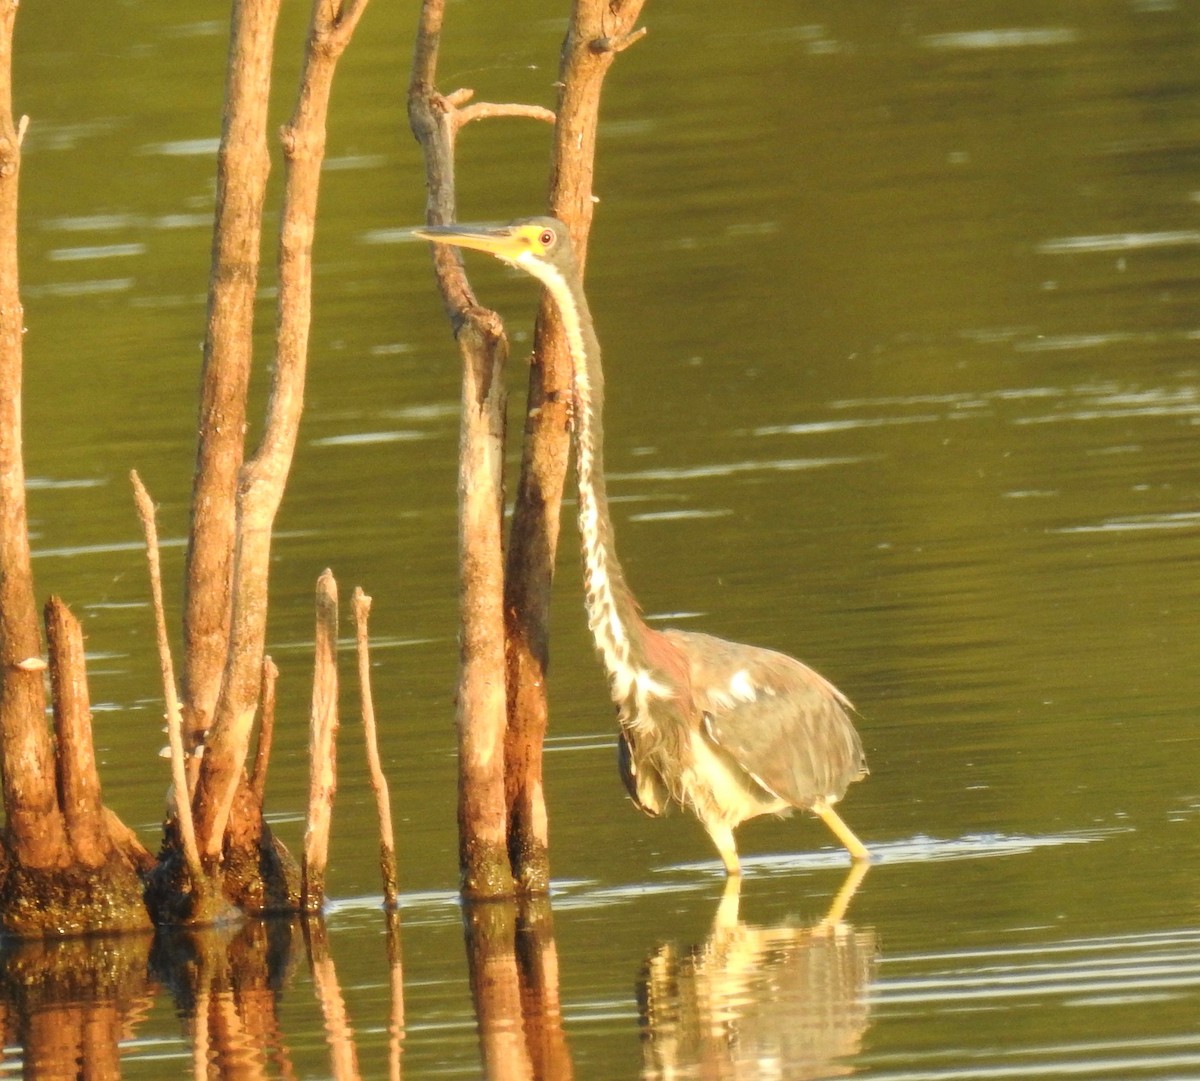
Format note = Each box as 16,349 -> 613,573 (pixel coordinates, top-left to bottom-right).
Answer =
539,229 -> 554,246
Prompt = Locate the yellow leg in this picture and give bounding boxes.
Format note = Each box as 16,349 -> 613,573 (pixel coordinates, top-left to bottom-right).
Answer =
813,801 -> 871,863
706,823 -> 742,877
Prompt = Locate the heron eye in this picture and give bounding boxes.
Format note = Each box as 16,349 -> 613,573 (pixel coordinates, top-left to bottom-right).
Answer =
539,229 -> 555,247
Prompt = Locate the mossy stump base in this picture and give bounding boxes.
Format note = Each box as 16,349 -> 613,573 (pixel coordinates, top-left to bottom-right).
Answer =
0,849 -> 152,937
144,819 -> 300,926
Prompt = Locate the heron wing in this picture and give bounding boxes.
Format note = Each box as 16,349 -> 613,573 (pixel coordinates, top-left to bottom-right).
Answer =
662,629 -> 867,808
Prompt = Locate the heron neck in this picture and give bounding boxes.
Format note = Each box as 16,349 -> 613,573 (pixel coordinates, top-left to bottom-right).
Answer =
534,260 -> 649,691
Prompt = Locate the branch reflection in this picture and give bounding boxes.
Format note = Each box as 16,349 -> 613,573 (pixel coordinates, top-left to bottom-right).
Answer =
152,918 -> 301,1079
462,894 -> 574,1081
637,864 -> 877,1080
0,931 -> 155,1079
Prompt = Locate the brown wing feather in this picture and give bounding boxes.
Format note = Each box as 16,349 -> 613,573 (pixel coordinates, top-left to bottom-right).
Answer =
617,728 -> 670,816
661,629 -> 867,808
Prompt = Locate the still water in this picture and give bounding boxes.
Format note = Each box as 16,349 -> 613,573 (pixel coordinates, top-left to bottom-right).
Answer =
5,0 -> 1200,1077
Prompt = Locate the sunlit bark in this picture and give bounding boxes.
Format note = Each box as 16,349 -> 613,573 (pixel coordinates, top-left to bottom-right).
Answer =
0,0 -> 69,873
503,0 -> 647,893
183,0 -> 283,778
194,0 -> 371,866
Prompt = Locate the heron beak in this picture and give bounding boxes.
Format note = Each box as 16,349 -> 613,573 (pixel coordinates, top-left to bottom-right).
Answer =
412,222 -> 526,262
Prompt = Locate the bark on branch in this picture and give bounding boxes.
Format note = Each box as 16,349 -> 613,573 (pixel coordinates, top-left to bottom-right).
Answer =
409,0 -> 646,897
183,0 -> 284,773
193,0 -> 371,865
410,0 -> 555,899
503,0 -> 647,892
0,0 -> 70,872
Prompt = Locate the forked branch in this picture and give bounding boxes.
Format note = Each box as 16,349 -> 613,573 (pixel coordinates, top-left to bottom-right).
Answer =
193,0 -> 372,864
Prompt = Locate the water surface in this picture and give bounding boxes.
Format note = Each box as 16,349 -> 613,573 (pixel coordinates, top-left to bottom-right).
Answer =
5,0 -> 1200,1077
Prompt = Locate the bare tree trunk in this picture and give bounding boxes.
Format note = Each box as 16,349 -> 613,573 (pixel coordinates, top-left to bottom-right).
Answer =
44,598 -> 106,868
193,0 -> 371,866
0,0 -> 69,872
503,0 -> 647,892
409,0 -> 519,899
409,0 -> 643,896
183,0 -> 283,772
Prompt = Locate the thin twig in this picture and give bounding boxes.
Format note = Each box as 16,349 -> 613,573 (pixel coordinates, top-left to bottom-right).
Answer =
248,654 -> 279,814
130,470 -> 204,887
352,587 -> 399,908
453,101 -> 555,132
590,26 -> 648,54
302,569 -> 339,913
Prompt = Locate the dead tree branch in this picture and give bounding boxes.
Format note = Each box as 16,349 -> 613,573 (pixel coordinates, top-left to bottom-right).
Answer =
352,587 -> 399,908
302,570 -> 340,914
183,0 -> 284,773
409,0 -> 533,899
503,0 -> 647,892
0,0 -> 70,872
409,0 -> 646,896
248,655 -> 279,815
194,0 -> 371,865
44,598 -> 106,867
131,471 -> 204,888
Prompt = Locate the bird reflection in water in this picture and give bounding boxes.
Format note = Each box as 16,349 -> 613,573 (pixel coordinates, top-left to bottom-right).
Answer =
637,864 -> 876,1080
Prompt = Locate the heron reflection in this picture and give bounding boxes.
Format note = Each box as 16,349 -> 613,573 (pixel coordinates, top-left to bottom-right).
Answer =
637,864 -> 876,1080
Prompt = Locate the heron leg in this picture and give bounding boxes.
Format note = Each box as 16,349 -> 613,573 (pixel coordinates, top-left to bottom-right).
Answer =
705,822 -> 742,877
813,801 -> 871,863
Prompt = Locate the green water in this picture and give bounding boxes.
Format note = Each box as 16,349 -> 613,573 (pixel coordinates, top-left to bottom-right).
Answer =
5,1 -> 1200,1077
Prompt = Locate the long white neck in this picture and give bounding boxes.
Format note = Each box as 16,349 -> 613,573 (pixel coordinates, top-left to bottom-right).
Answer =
517,251 -> 648,704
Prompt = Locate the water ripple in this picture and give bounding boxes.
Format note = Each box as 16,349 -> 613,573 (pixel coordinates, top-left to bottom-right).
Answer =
866,930 -> 1200,1078
1038,229 -> 1200,254
921,27 -> 1080,50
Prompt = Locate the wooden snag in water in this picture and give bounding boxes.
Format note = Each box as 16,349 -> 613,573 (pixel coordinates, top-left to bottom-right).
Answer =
187,0 -> 369,913
45,598 -> 107,869
248,655 -> 279,816
502,0 -> 648,894
303,570 -> 340,914
182,0 -> 283,773
409,0 -> 551,899
0,0 -> 151,935
409,0 -> 647,897
352,587 -> 400,909
130,472 -> 205,893
0,0 -> 70,878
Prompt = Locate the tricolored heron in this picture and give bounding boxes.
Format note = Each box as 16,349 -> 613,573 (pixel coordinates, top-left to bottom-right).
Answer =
416,217 -> 869,874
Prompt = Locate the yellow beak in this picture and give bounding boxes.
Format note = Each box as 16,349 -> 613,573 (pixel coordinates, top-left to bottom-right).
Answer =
412,222 -> 527,261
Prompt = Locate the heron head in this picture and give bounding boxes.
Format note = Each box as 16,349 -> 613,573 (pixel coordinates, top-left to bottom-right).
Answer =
413,216 -> 575,281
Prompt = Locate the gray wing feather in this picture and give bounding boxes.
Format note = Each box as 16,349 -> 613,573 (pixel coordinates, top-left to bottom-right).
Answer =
664,629 -> 867,807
